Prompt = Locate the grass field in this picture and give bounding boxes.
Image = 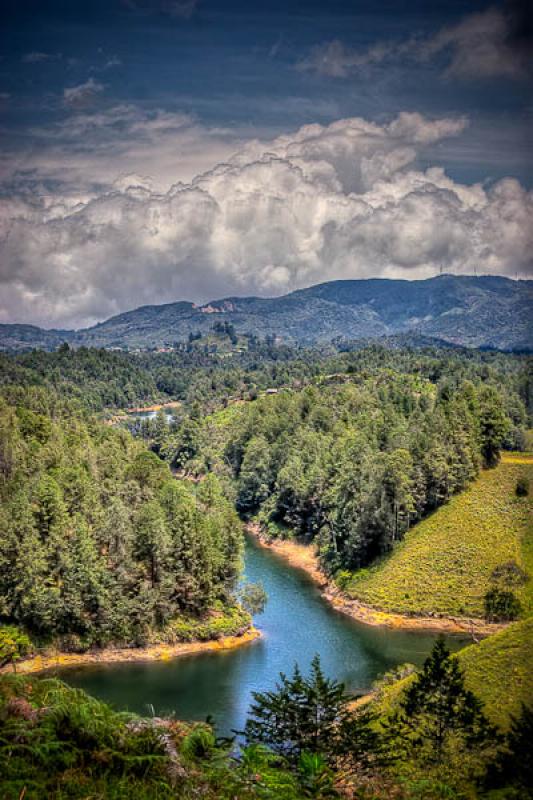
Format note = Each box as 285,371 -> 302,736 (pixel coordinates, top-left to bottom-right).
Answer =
374,618 -> 533,730
459,618 -> 533,729
347,454 -> 533,618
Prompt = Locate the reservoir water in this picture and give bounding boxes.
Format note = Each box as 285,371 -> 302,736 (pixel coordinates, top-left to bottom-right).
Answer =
59,535 -> 468,734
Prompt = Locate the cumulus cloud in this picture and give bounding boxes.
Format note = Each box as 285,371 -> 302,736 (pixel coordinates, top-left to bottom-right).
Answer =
63,78 -> 105,108
0,106 -> 243,199
0,111 -> 531,328
298,3 -> 532,80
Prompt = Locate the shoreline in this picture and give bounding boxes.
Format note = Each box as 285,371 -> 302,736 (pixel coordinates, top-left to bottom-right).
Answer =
126,400 -> 181,414
1,628 -> 261,676
247,525 -> 506,637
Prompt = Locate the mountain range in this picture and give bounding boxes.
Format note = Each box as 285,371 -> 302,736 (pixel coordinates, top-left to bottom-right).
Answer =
1,275 -> 531,352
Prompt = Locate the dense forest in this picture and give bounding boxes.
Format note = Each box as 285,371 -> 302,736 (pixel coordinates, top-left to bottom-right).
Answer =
146,345 -> 530,575
0,339 -> 531,799
0,340 -> 530,646
0,389 -> 245,650
2,332 -> 530,416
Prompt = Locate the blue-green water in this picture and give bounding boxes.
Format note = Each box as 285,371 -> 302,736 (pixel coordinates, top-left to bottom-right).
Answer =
58,536 -> 468,734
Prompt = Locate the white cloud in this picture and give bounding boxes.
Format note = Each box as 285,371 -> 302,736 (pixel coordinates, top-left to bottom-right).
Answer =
298,5 -> 532,81
0,112 -> 531,328
296,39 -> 395,78
419,6 -> 530,79
22,51 -> 62,63
0,105 -> 241,196
63,78 -> 105,108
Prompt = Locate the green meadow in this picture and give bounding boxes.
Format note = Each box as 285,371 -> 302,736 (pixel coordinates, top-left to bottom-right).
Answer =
347,455 -> 533,619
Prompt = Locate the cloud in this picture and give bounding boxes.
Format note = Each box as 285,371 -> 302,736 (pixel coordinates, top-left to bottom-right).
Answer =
297,39 -> 398,78
91,56 -> 122,72
298,4 -> 532,80
122,0 -> 199,18
22,51 -> 61,63
63,78 -> 105,108
420,5 -> 532,79
0,105 -> 243,196
0,112 -> 531,328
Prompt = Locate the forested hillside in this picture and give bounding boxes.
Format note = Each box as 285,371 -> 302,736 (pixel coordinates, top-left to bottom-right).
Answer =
155,348 -> 529,578
348,454 -> 533,618
1,275 -> 531,351
0,390 -> 245,651
0,341 -> 532,800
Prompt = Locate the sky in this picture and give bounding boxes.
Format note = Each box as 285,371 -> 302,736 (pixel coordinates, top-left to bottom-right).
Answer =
1,0 -> 532,329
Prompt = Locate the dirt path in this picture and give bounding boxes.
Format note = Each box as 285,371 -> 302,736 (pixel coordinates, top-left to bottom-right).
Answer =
2,628 -> 260,676
247,525 -> 506,637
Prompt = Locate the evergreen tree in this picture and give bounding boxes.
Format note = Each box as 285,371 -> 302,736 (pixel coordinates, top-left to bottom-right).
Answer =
489,704 -> 533,798
387,636 -> 495,765
237,435 -> 272,511
477,385 -> 510,467
245,655 -> 379,767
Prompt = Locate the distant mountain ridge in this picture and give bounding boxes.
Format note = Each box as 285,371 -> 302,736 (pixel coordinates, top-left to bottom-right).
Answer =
1,275 -> 531,352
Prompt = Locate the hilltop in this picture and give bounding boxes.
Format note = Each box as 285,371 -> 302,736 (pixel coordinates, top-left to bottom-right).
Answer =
0,275 -> 531,352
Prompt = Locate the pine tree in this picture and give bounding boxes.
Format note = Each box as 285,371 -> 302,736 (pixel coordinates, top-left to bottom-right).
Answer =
489,704 -> 533,797
388,636 -> 494,764
244,655 -> 379,767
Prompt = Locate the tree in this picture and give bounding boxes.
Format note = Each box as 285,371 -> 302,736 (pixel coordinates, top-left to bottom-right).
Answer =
133,500 -> 171,589
380,449 -> 415,543
489,704 -> 533,798
237,435 -> 272,512
0,625 -> 31,671
478,386 -> 510,467
484,587 -> 522,622
151,408 -> 169,455
240,582 -> 267,615
244,655 -> 379,767
387,636 -> 494,765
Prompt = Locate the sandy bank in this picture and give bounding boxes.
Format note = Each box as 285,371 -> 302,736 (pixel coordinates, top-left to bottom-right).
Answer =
247,525 -> 506,637
127,401 -> 181,414
2,628 -> 260,676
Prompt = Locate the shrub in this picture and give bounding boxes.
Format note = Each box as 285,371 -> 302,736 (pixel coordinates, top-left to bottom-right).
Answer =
0,626 -> 32,670
515,478 -> 529,497
334,570 -> 353,591
484,588 -> 522,622
181,725 -> 216,760
490,561 -> 529,588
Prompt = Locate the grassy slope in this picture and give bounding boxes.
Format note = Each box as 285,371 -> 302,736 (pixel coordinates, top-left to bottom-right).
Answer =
375,618 -> 533,730
459,618 -> 533,729
348,454 -> 533,618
